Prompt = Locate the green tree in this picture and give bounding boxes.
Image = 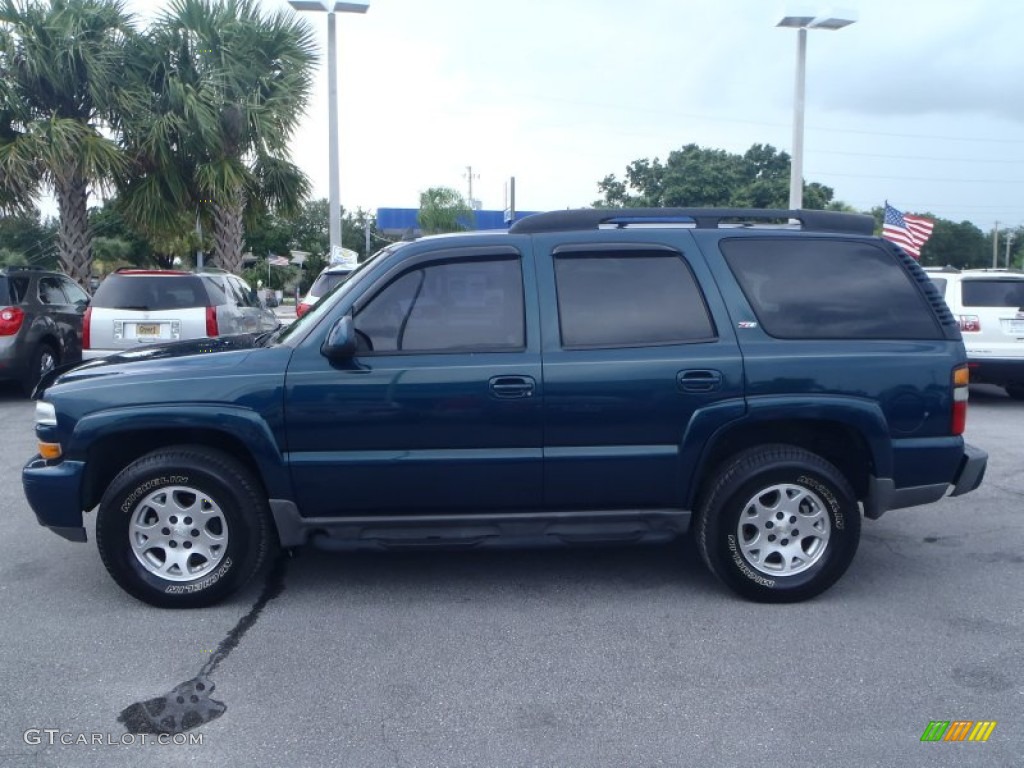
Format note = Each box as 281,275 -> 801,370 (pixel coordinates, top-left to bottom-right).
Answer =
120,0 -> 316,274
0,208 -> 57,268
418,187 -> 473,235
596,143 -> 836,210
0,0 -> 138,285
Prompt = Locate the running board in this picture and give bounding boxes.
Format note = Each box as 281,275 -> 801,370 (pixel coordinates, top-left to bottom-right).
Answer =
269,501 -> 690,551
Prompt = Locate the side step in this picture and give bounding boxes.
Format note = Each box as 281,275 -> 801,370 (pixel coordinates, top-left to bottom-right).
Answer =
269,501 -> 690,552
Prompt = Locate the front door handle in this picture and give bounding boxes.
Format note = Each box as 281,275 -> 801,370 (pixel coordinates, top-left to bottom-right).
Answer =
489,375 -> 536,399
677,369 -> 723,393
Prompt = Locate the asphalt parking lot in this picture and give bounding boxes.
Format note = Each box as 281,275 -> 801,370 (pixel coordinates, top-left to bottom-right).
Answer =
0,382 -> 1021,767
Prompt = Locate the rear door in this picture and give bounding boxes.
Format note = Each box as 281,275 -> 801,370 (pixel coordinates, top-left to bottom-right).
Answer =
533,230 -> 746,510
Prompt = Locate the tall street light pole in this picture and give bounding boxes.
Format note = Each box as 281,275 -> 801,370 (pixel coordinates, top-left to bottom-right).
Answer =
288,1 -> 369,259
777,12 -> 856,210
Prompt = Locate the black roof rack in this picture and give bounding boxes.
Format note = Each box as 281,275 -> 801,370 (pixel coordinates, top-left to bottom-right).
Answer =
508,207 -> 875,236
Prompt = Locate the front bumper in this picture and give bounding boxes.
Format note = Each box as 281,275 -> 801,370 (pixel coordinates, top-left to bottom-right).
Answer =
22,457 -> 88,542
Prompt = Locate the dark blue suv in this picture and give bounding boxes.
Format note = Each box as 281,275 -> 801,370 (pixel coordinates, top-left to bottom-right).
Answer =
22,209 -> 987,607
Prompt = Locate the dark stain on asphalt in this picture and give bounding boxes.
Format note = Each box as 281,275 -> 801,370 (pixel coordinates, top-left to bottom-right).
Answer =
118,554 -> 288,735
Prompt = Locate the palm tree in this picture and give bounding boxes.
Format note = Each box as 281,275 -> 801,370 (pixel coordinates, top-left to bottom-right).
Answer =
0,0 -> 138,286
121,0 -> 315,274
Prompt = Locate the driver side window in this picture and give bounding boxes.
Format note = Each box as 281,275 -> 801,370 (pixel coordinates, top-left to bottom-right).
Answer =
354,257 -> 525,353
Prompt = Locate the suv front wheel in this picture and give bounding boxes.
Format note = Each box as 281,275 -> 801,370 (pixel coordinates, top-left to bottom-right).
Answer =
696,445 -> 861,603
96,446 -> 276,608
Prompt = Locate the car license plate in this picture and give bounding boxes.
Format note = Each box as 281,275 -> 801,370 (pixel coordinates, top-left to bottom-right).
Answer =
1004,319 -> 1024,334
136,323 -> 160,337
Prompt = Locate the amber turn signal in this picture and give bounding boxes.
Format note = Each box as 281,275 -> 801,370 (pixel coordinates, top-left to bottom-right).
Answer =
38,442 -> 62,460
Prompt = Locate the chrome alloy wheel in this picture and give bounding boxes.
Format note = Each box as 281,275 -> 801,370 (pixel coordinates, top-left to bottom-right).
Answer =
39,348 -> 56,377
736,483 -> 831,576
128,486 -> 229,581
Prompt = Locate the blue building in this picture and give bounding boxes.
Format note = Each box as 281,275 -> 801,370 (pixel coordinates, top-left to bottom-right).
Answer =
376,207 -> 543,238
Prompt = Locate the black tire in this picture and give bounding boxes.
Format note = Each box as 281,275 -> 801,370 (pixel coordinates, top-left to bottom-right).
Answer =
21,342 -> 58,397
695,444 -> 861,603
96,446 -> 276,608
1005,383 -> 1024,401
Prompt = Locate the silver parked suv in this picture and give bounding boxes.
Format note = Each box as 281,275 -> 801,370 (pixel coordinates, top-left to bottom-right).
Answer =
84,268 -> 279,359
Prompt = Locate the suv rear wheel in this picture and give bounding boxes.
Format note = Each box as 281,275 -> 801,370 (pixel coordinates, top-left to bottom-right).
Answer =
695,445 -> 861,603
96,446 -> 276,608
21,342 -> 57,396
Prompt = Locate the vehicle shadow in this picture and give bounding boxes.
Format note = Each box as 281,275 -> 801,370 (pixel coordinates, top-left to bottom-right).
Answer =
969,383 -> 1019,406
0,381 -> 29,402
280,537 -> 719,599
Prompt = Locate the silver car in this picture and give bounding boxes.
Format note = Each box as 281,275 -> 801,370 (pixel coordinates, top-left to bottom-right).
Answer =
83,269 -> 279,359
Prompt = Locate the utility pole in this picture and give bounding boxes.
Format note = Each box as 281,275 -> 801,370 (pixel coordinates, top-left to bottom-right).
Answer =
464,165 -> 480,210
195,208 -> 204,271
993,221 -> 1000,268
1006,231 -> 1015,269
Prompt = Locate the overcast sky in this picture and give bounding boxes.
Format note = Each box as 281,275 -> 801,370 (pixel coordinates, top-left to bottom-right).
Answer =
122,0 -> 1024,231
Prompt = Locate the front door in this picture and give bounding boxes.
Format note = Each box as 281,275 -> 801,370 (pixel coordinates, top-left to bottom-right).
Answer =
284,245 -> 544,517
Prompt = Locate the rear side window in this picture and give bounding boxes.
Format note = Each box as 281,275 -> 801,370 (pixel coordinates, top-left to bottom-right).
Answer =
38,276 -> 69,305
553,249 -> 715,348
929,277 -> 947,295
721,238 -> 942,340
92,275 -> 211,311
960,279 -> 1024,308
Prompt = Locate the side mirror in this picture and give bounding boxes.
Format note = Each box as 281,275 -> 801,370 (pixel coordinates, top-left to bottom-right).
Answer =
321,315 -> 357,360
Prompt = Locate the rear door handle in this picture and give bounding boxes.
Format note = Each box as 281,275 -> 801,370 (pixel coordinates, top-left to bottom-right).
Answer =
489,375 -> 536,399
677,369 -> 723,393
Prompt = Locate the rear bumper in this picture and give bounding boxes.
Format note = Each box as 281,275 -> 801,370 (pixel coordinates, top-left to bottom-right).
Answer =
966,357 -> 1024,386
864,442 -> 988,519
22,457 -> 87,542
949,443 -> 988,497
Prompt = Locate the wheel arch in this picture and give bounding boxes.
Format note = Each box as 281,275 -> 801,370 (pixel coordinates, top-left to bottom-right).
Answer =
72,406 -> 289,512
687,407 -> 887,510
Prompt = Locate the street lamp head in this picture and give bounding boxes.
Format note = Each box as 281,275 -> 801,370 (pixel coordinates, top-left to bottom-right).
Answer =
810,16 -> 856,29
778,15 -> 816,28
777,9 -> 857,30
287,1 -> 369,12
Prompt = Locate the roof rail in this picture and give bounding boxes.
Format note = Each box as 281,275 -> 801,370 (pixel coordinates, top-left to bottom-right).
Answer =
508,207 -> 875,236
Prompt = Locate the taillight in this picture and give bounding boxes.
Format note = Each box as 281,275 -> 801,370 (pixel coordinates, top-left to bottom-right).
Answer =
952,365 -> 969,435
0,306 -> 25,336
958,315 -> 980,332
82,306 -> 92,348
296,302 -> 310,318
206,306 -> 219,337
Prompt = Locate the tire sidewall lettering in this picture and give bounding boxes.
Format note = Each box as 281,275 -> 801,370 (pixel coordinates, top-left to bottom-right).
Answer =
120,475 -> 191,515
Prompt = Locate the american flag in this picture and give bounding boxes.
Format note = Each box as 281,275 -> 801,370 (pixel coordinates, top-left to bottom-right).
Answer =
882,202 -> 934,259
267,254 -> 290,267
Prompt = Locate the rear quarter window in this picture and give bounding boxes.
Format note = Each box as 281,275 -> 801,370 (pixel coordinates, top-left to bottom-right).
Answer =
721,237 -> 942,340
92,275 -> 211,310
960,279 -> 1024,308
2,275 -> 30,303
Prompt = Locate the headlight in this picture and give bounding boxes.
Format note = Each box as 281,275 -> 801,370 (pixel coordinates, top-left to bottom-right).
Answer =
35,401 -> 57,426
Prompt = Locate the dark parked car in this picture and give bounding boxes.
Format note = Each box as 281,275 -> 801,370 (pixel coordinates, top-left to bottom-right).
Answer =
23,210 -> 986,607
0,266 -> 89,395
